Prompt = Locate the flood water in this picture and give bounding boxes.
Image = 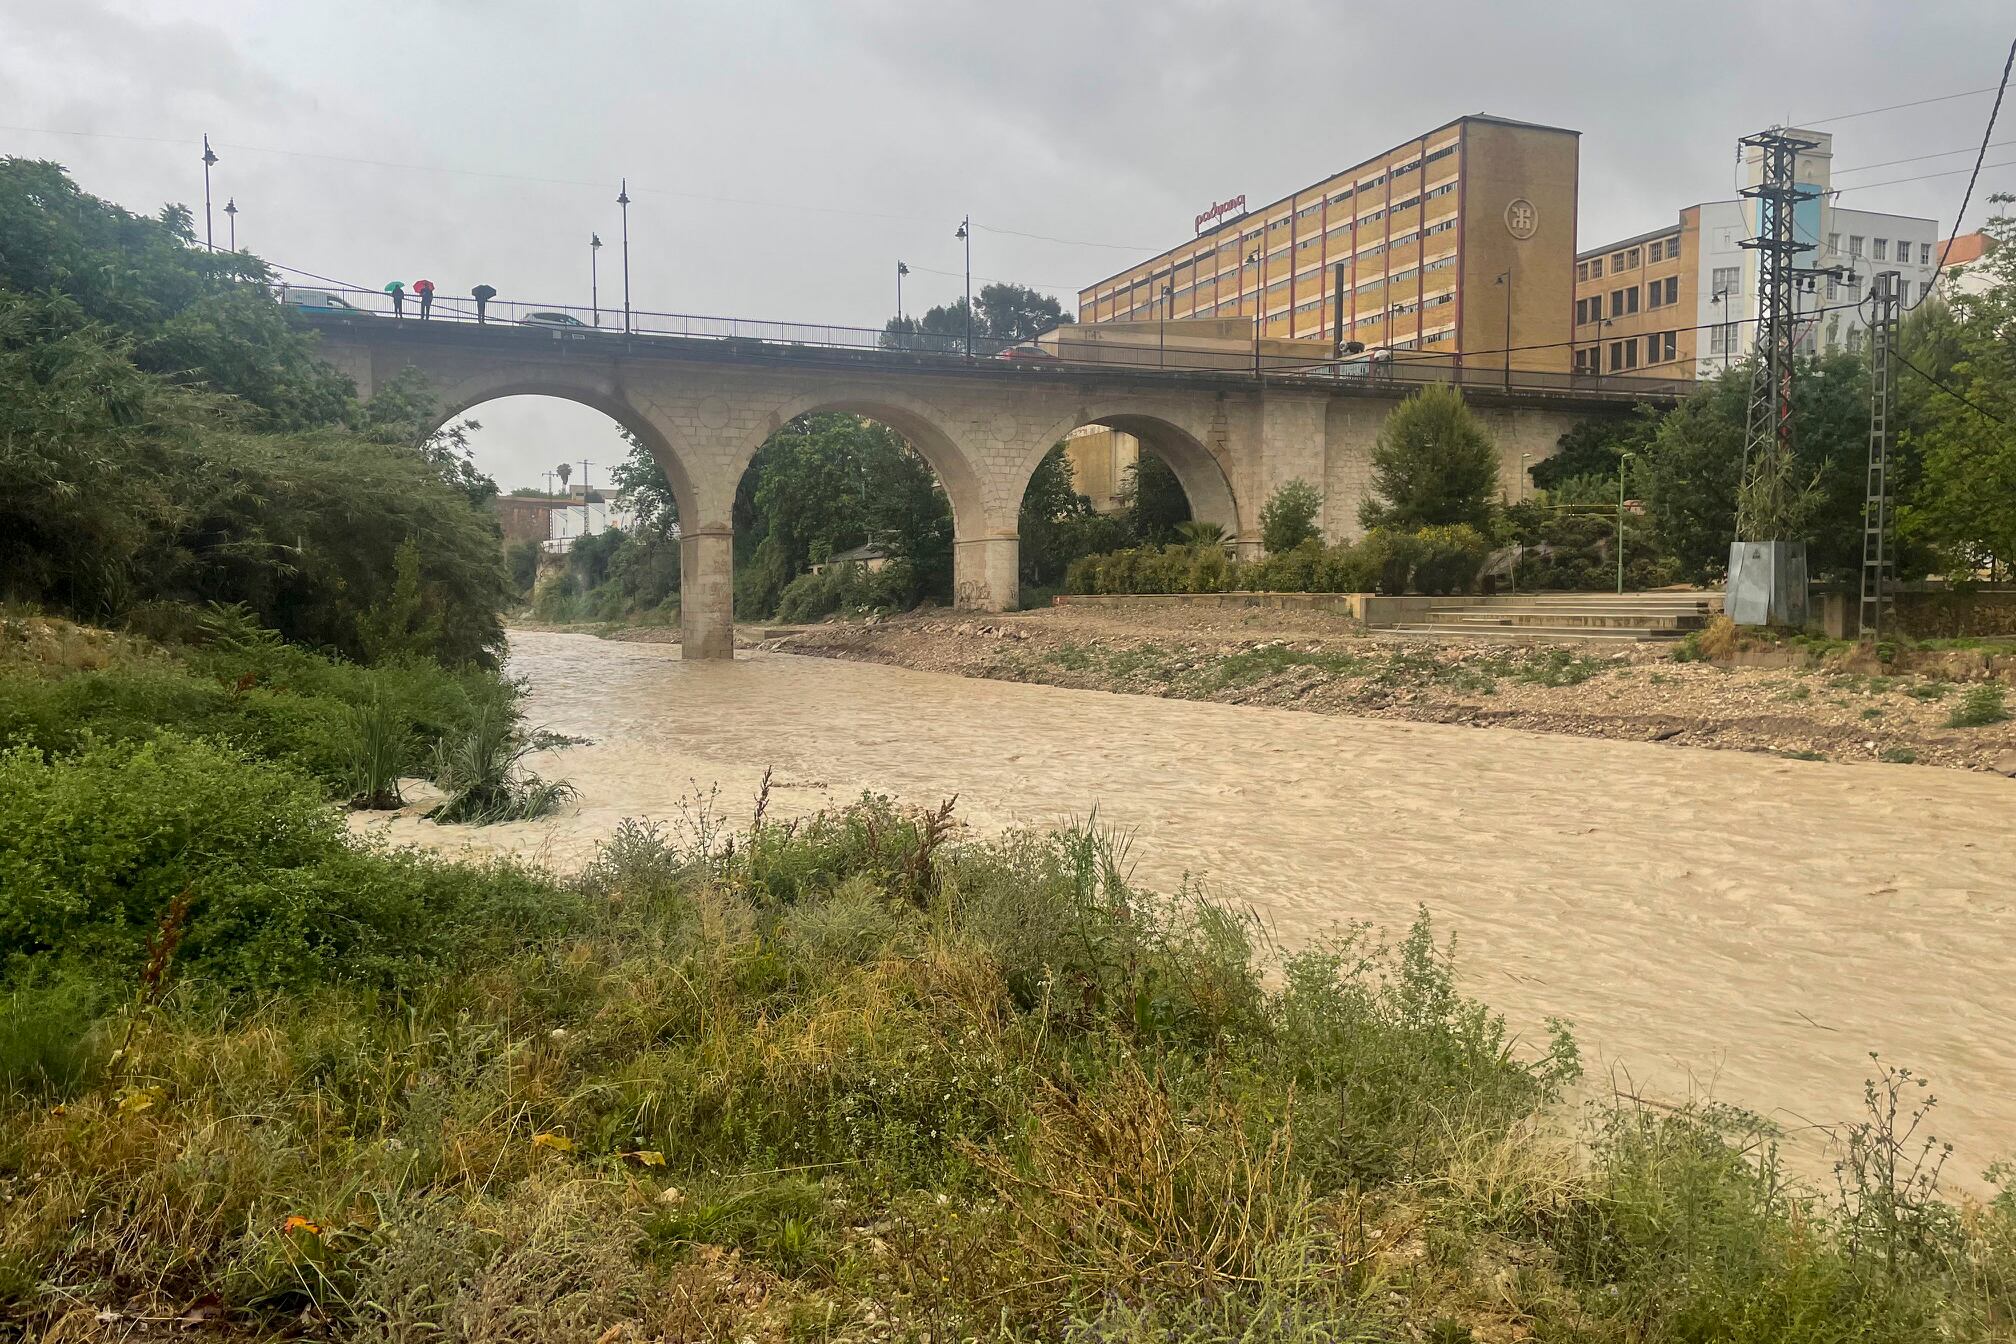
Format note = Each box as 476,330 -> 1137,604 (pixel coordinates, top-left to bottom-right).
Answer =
358,630 -> 2016,1183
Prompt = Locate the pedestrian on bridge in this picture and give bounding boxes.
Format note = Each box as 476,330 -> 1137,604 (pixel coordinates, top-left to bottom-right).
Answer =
472,283 -> 496,324
414,278 -> 435,320
383,279 -> 405,318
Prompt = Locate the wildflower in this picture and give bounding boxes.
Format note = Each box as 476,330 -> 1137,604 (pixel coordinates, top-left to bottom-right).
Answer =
622,1149 -> 667,1167
531,1131 -> 575,1153
282,1215 -> 323,1235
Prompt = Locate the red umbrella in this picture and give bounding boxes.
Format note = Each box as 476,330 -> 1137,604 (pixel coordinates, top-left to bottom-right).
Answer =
413,279 -> 436,294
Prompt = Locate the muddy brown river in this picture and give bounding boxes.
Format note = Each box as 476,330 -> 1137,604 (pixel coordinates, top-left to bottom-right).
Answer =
358,630 -> 2016,1184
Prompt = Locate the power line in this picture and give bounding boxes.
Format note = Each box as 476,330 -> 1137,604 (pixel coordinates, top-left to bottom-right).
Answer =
1833,139 -> 2015,174
1798,85 -> 2003,127
1912,34 -> 2015,309
1833,157 -> 2016,194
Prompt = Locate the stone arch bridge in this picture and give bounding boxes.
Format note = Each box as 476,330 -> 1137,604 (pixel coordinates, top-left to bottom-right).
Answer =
307,317 -> 1660,659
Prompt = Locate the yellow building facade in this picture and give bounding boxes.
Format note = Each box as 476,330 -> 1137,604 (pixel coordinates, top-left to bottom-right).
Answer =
1076,114 -> 1580,376
1570,210 -> 1700,376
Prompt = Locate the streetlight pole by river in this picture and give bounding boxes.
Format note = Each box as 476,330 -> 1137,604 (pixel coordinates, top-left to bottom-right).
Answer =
591,233 -> 603,327
201,135 -> 218,252
955,217 -> 971,358
617,181 -> 632,335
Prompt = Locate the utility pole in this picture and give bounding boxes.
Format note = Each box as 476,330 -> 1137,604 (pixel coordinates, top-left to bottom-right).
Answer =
617,180 -> 632,335
1860,270 -> 1900,638
1730,128 -> 1821,626
201,135 -> 218,252
580,459 -> 594,540
1331,262 -> 1347,360
1616,451 -> 1634,594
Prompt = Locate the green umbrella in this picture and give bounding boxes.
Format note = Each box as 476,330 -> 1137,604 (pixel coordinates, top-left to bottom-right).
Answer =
384,281 -> 405,293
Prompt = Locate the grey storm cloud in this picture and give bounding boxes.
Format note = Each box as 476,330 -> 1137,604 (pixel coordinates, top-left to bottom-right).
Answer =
3,0 -> 2008,489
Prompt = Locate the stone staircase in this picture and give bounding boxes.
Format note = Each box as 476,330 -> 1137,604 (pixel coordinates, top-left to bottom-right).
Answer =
1388,591 -> 1723,643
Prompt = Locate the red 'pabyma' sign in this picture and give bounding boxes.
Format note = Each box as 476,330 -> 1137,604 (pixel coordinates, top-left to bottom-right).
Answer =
1195,195 -> 1247,234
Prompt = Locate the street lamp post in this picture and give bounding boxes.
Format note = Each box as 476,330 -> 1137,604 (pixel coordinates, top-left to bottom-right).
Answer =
1495,265 -> 1514,391
223,197 -> 237,252
955,217 -> 971,357
1159,283 -> 1172,368
591,233 -> 603,327
617,180 -> 632,335
1616,450 -> 1635,594
201,135 -> 218,252
896,260 -> 909,326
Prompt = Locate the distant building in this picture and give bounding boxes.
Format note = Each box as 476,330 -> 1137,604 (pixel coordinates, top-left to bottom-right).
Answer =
808,543 -> 889,574
493,494 -> 572,549
1932,230 -> 1998,300
1574,129 -> 1941,380
1075,113 -> 1582,377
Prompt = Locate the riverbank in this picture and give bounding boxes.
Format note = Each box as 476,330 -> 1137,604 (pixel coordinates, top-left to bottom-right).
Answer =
774,606 -> 2016,774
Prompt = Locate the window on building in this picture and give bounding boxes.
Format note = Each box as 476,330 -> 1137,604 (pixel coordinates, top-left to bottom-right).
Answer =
1423,218 -> 1456,237
1847,326 -> 1863,353
1590,257 -> 1604,278
1574,347 -> 1597,374
1612,251 -> 1626,270
1920,242 -> 1932,265
1900,280 -> 1913,306
1424,255 -> 1455,273
1647,276 -> 1678,308
1575,297 -> 1590,325
1873,238 -> 1888,261
1849,235 -> 1864,257
1646,331 -> 1677,363
1828,232 -> 1841,254
1576,261 -> 1590,281
1826,276 -> 1838,300
1611,287 -> 1639,317
1709,324 -> 1737,355
1647,240 -> 1660,263
1627,247 -> 1641,268
1710,265 -> 1740,300
1609,340 -> 1639,372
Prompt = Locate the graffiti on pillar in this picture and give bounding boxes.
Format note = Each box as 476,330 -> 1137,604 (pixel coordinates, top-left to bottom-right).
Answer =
955,578 -> 993,608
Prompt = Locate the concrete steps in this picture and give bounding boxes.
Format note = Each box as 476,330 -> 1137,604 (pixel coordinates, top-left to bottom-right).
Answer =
1393,592 -> 1722,643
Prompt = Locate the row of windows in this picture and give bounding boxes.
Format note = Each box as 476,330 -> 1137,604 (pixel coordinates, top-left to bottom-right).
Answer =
1095,214 -> 1456,307
1573,276 -> 1677,325
1575,234 -> 1683,283
1831,234 -> 1931,266
1575,331 -> 1682,374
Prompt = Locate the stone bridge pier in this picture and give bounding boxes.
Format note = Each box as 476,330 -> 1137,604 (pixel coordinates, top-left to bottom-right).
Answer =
307,320 -> 1627,660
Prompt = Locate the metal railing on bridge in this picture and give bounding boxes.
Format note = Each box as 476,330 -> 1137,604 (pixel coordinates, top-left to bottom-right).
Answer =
276,280 -> 1694,403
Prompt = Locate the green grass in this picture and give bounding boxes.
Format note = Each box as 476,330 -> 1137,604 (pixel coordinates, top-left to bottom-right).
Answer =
1946,686 -> 2010,729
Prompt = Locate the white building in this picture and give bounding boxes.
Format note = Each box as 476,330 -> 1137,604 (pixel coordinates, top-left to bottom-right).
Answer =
1577,128 -> 1940,381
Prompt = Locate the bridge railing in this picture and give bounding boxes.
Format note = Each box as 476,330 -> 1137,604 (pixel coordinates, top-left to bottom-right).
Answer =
276,282 -> 1692,402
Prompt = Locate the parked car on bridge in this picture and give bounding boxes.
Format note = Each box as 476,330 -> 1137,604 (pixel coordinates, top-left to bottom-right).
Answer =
278,286 -> 370,315
519,310 -> 601,332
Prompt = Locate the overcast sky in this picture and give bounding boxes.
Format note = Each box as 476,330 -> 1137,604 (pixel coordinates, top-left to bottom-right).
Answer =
5,0 -> 2010,491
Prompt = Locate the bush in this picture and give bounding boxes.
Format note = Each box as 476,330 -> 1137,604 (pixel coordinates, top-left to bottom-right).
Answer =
1946,685 -> 2009,728
772,561 -> 915,623
429,703 -> 576,825
1360,383 -> 1501,532
1411,524 -> 1490,595
1259,479 -> 1323,553
0,735 -> 578,990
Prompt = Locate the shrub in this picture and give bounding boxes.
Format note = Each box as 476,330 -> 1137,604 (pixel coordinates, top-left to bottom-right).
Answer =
0,973 -> 109,1098
429,703 -> 576,825
772,561 -> 911,624
1259,479 -> 1323,553
1411,524 -> 1490,595
0,735 -> 579,989
345,693 -> 410,809
1946,685 -> 2009,728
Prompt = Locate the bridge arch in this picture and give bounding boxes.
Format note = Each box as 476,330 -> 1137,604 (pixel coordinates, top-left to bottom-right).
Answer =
1024,402 -> 1245,543
421,371 -> 703,528
725,390 -> 989,540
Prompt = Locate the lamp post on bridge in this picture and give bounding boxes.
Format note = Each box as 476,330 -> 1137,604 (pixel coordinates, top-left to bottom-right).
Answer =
955,217 -> 971,358
201,135 -> 218,252
617,180 -> 632,335
591,233 -> 603,327
896,260 -> 909,327
223,197 -> 237,252
1495,264 -> 1514,391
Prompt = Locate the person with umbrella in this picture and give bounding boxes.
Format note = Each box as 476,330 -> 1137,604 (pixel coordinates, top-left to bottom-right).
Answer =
384,279 -> 405,319
472,283 -> 497,324
414,278 -> 436,320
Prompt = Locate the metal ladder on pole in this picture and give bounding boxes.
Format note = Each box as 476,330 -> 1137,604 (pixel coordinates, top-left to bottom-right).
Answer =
1859,271 -> 1898,639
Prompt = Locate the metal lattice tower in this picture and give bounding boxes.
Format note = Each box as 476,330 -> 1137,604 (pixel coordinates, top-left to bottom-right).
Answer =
1736,130 -> 1820,533
1860,270 -> 1900,638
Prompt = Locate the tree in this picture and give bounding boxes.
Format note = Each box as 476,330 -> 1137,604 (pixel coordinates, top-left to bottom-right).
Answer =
1017,444 -> 1099,589
1636,354 -> 1869,582
1898,200 -> 2016,580
1260,479 -> 1323,553
1118,453 -> 1192,544
1531,410 -> 1659,493
1359,384 -> 1500,532
882,281 -> 1073,350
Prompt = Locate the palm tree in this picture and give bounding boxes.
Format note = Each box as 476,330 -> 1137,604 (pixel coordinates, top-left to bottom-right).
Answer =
555,461 -> 572,494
